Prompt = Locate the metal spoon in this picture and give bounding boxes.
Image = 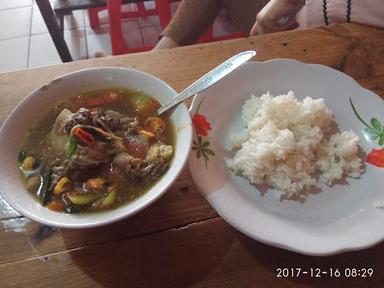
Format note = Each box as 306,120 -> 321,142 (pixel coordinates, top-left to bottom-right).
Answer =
157,50 -> 256,115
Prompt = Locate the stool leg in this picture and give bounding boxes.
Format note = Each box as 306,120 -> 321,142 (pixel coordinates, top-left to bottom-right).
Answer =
107,0 -> 125,55
156,0 -> 171,29
199,25 -> 214,43
88,8 -> 100,29
136,1 -> 147,19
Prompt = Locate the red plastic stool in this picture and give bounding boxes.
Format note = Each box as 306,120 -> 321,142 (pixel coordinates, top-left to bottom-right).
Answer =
88,0 -> 171,55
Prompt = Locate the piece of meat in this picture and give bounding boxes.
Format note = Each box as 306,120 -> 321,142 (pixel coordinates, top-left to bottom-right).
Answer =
53,109 -> 74,135
49,159 -> 71,191
64,108 -> 94,133
93,111 -> 121,132
63,108 -> 135,135
71,142 -> 114,167
145,142 -> 173,162
113,142 -> 172,183
113,153 -> 143,182
49,140 -> 119,191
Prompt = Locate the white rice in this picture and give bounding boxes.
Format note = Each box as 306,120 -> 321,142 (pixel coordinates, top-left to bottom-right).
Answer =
229,91 -> 363,199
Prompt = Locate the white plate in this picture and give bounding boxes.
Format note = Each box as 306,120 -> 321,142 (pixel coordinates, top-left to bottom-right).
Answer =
188,59 -> 384,255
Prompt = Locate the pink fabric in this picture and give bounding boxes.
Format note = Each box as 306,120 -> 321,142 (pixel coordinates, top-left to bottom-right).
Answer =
297,0 -> 384,29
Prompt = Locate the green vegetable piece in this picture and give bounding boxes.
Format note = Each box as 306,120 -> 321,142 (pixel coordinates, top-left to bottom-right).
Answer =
100,191 -> 117,208
371,118 -> 382,132
131,93 -> 151,104
67,193 -> 100,205
65,204 -> 84,214
66,137 -> 77,158
18,150 -> 27,163
37,170 -> 51,205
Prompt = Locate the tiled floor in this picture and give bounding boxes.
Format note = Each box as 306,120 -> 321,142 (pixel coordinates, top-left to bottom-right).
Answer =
0,1 -> 239,73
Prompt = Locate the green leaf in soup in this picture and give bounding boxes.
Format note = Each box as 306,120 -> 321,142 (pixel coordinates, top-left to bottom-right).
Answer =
363,127 -> 379,141
371,118 -> 382,132
66,137 -> 77,158
100,190 -> 117,208
67,193 -> 101,205
37,169 -> 51,205
65,204 -> 85,214
18,150 -> 27,163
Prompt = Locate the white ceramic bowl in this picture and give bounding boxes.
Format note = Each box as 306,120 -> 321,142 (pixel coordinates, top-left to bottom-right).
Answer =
0,67 -> 192,228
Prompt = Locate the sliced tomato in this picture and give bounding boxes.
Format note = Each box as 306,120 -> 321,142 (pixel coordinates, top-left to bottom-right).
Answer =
123,133 -> 148,159
131,94 -> 160,117
47,200 -> 66,212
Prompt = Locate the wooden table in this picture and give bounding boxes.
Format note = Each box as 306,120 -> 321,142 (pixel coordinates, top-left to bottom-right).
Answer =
1,23 -> 384,288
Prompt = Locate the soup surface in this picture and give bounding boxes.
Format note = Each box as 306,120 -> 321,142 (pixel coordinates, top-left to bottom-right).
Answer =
19,88 -> 175,213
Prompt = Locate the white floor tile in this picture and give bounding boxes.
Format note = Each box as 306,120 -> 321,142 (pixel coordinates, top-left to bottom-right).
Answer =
121,20 -> 144,48
88,9 -> 108,26
144,1 -> 156,10
28,29 -> 87,68
0,7 -> 32,40
141,25 -> 161,46
86,25 -> 112,57
86,20 -> 143,57
0,37 -> 29,72
122,3 -> 138,13
31,5 -> 84,35
0,0 -> 32,11
138,15 -> 160,28
85,4 -> 137,27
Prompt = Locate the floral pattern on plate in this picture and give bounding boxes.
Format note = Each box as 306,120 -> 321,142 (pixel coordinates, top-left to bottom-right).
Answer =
191,99 -> 215,168
350,98 -> 384,167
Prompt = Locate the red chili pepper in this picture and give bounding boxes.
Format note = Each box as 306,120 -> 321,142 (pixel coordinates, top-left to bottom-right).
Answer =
367,148 -> 384,168
87,97 -> 105,107
86,92 -> 119,107
74,127 -> 95,147
123,134 -> 148,159
192,114 -> 212,136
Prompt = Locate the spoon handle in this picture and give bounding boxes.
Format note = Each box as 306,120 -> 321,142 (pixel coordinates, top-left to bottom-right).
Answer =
157,50 -> 256,115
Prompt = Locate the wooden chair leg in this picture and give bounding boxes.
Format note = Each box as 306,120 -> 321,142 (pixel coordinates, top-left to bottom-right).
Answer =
35,0 -> 72,62
136,1 -> 147,19
57,13 -> 64,37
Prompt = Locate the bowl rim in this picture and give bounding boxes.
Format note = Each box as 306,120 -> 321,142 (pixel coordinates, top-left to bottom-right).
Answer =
0,67 -> 193,228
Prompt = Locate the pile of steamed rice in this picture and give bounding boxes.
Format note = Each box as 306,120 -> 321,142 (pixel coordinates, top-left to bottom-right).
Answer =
229,91 -> 363,199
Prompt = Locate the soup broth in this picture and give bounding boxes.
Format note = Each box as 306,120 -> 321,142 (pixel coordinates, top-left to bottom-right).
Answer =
19,88 -> 175,213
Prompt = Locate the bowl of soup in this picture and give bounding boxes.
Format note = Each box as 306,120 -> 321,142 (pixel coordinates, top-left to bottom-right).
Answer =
0,67 -> 192,228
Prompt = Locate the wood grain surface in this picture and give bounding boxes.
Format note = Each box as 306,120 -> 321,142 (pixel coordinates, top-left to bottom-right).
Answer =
0,23 -> 383,287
